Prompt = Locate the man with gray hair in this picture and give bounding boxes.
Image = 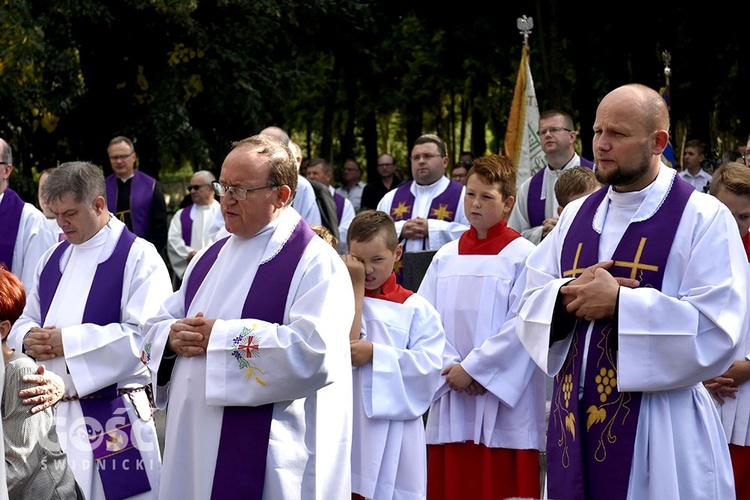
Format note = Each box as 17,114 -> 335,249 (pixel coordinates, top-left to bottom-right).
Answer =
0,138 -> 51,289
142,134 -> 354,499
206,126 -> 323,241
167,169 -> 221,289
9,161 -> 173,500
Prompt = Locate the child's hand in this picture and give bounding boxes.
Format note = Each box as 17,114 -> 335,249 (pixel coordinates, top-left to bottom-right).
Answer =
342,254 -> 365,288
350,339 -> 373,367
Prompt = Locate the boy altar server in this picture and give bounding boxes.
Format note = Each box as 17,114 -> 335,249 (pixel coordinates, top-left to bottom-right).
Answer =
704,162 -> 750,498
418,155 -> 545,500
343,210 -> 444,500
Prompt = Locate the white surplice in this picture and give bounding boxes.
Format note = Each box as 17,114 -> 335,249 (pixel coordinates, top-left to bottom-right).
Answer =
517,166 -> 747,499
351,293 -> 444,500
328,185 -> 355,254
0,192 -> 50,291
507,154 -> 584,245
167,200 -> 221,280
41,215 -> 65,248
715,260 -> 750,446
376,177 -> 469,253
142,208 -> 354,500
418,238 -> 546,451
8,216 -> 173,500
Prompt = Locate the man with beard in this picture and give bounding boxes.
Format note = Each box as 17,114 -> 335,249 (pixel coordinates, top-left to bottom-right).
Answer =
517,83 -> 747,499
508,110 -> 594,244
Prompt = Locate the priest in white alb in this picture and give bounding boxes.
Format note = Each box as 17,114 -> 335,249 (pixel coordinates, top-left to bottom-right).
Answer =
9,161 -> 173,500
142,134 -> 354,499
517,84 -> 747,499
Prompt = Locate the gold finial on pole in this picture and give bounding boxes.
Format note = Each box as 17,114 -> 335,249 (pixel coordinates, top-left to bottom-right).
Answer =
517,15 -> 534,48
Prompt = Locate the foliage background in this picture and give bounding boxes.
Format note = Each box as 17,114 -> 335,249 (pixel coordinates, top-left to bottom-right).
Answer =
1,1 -> 747,209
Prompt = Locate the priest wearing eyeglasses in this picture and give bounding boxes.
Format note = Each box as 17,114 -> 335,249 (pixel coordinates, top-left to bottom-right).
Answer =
508,110 -> 595,245
142,134 -> 355,499
105,136 -> 168,256
376,134 -> 469,287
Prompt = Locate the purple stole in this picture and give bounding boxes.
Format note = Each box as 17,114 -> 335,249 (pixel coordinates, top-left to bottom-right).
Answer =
528,158 -> 595,227
389,180 -> 462,226
389,180 -> 463,283
333,191 -> 345,223
38,227 -> 152,500
106,171 -> 156,237
183,219 -> 315,500
0,188 -> 25,272
180,204 -> 194,246
547,175 -> 693,500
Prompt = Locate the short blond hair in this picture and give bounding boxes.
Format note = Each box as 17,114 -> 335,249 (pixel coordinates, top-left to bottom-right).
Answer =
555,167 -> 600,208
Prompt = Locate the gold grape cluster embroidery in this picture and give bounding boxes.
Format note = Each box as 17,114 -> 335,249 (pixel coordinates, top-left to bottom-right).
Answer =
553,323 -> 635,467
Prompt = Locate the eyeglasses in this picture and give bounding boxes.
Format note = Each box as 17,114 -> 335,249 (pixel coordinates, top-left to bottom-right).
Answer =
410,153 -> 444,162
109,152 -> 135,162
377,162 -> 394,167
537,127 -> 572,136
212,181 -> 275,201
188,184 -> 209,191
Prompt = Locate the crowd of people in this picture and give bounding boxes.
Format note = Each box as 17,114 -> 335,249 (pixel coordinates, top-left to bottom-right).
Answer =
0,82 -> 750,499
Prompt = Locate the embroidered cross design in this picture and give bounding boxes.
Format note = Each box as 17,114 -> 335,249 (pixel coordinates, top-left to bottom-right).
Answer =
239,335 -> 259,358
106,430 -> 126,452
391,201 -> 411,220
429,203 -> 454,221
231,325 -> 267,384
563,242 -> 587,278
614,237 -> 658,280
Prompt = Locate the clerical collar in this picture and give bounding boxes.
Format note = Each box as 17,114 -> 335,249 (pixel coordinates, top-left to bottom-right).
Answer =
117,174 -> 135,183
548,153 -> 578,171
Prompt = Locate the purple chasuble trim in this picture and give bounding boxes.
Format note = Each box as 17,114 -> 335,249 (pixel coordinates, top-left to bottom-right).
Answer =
547,175 -> 693,500
180,204 -> 194,247
0,188 -> 25,272
528,160 -> 594,228
37,227 -> 152,500
182,220 -> 315,500
388,180 -> 462,224
333,192 -> 345,223
106,171 -> 156,237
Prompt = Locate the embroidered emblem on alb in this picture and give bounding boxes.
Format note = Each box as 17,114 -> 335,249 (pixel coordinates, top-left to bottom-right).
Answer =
231,325 -> 266,384
140,343 -> 152,365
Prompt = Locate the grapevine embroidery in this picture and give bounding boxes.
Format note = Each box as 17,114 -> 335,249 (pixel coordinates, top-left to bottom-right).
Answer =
140,343 -> 152,365
231,325 -> 266,385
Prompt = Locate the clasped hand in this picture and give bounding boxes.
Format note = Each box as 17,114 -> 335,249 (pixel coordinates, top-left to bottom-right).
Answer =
168,312 -> 215,357
560,260 -> 640,321
24,325 -> 64,361
400,217 -> 428,239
